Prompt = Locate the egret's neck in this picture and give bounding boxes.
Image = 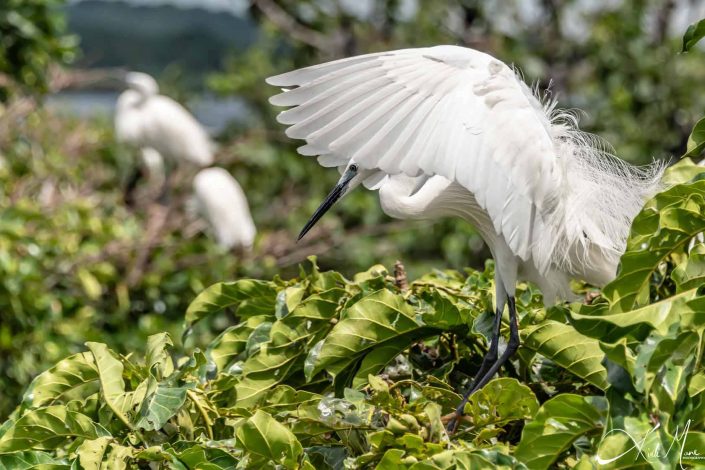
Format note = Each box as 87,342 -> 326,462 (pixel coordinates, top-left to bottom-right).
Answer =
379,175 -> 446,219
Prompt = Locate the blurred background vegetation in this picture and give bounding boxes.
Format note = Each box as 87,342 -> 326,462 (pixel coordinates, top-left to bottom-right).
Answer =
0,0 -> 703,418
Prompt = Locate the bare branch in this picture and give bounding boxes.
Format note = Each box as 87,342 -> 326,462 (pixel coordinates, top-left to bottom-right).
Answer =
253,0 -> 339,55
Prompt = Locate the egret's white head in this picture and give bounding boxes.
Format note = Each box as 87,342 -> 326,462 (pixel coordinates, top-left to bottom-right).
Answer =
298,161 -> 374,240
125,72 -> 159,97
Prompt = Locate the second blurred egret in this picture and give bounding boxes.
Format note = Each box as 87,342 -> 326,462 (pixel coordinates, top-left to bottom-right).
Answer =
193,167 -> 256,251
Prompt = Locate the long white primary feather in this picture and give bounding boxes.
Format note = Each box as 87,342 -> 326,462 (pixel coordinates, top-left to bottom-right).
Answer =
193,168 -> 256,251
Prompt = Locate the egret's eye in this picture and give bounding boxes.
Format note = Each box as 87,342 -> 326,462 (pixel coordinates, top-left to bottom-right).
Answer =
349,164 -> 358,172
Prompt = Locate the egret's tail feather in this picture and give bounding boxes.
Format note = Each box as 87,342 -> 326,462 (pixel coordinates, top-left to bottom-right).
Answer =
546,107 -> 666,282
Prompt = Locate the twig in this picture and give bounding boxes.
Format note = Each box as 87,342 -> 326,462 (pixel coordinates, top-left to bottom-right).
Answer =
253,0 -> 340,54
394,260 -> 409,291
127,203 -> 170,287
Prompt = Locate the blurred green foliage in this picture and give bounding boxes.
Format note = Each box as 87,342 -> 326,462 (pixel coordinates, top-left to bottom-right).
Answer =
0,111 -> 252,417
0,0 -> 76,100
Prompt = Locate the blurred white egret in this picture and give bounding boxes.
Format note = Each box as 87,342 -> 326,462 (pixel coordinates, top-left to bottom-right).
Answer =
267,45 -> 664,430
115,72 -> 215,204
193,167 -> 256,251
115,72 -> 215,167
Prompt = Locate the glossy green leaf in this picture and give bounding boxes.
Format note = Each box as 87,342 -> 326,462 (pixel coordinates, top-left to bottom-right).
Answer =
206,315 -> 272,372
76,436 -> 111,470
522,320 -> 608,390
464,378 -> 539,436
185,279 -> 278,326
515,395 -> 607,469
602,180 -> 705,312
0,407 -> 110,454
352,336 -> 412,389
682,19 -> 705,52
21,352 -> 99,409
84,343 -> 132,430
236,410 -> 303,468
134,380 -> 188,431
0,451 -> 67,469
168,444 -> 238,469
144,333 -> 174,380
310,289 -> 434,378
684,116 -> 705,159
569,289 -> 705,342
672,246 -> 705,292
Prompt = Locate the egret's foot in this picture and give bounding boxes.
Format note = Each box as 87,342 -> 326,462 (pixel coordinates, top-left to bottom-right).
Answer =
446,412 -> 461,434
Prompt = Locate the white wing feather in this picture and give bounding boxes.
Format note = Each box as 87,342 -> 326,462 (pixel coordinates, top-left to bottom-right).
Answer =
268,45 -> 562,267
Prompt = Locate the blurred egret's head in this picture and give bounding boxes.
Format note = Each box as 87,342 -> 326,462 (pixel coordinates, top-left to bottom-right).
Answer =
125,72 -> 159,97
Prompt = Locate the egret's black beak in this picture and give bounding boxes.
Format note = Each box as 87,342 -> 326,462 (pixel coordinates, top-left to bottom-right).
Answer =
298,166 -> 357,241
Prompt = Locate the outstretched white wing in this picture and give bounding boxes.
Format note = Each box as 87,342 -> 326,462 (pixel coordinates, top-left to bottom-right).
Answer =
267,45 -> 563,264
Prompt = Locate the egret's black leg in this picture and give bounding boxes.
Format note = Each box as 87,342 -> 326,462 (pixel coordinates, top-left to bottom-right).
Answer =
156,181 -> 171,206
124,166 -> 144,207
446,297 -> 519,434
469,296 -> 519,393
446,304 -> 503,433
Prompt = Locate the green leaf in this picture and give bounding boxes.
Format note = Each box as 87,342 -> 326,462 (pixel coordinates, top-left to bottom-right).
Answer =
84,343 -> 133,431
515,395 -> 607,470
76,436 -> 111,470
464,378 -> 539,437
569,289 -> 705,342
230,289 -> 346,406
22,352 -> 99,409
310,289 -> 437,378
522,320 -> 608,390
206,315 -> 273,372
0,451 -> 67,469
682,19 -> 705,52
304,446 -> 348,470
634,327 -> 698,395
236,410 -> 303,468
602,180 -> 705,312
684,116 -> 705,159
144,333 -> 174,380
168,444 -> 238,469
77,268 -> 102,301
689,371 -> 705,397
672,246 -> 705,292
232,344 -> 300,407
0,407 -> 110,454
185,279 -> 278,327
351,336 -> 412,389
661,157 -> 705,187
134,381 -> 188,431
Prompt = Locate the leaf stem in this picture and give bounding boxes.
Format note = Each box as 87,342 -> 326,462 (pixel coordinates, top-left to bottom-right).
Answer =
187,389 -> 214,440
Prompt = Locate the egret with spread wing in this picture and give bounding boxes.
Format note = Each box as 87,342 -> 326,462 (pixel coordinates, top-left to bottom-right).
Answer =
266,46 -> 663,431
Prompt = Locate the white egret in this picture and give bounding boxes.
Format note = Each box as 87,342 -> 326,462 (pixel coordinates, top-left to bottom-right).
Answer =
193,167 -> 256,251
266,45 -> 664,430
115,72 -> 215,203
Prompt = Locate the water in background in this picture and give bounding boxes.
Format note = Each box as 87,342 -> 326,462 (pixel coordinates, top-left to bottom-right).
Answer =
46,90 -> 248,134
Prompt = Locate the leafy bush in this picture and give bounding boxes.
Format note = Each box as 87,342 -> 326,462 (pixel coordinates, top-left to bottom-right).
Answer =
0,0 -> 76,100
3,159 -> 705,468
